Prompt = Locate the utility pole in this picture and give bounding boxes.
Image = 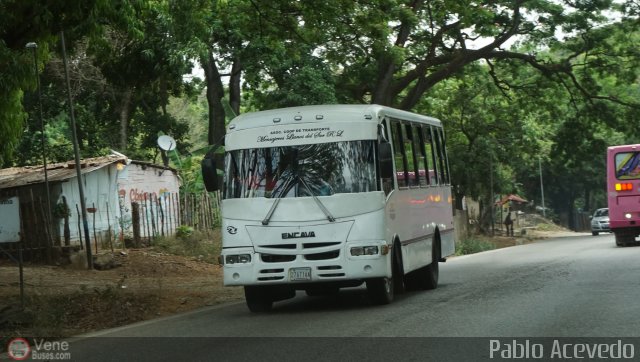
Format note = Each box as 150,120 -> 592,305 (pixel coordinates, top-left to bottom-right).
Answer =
60,31 -> 93,269
25,42 -> 54,262
490,155 -> 494,236
539,157 -> 546,218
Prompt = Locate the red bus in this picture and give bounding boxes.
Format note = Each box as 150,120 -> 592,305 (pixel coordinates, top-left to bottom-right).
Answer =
607,144 -> 640,246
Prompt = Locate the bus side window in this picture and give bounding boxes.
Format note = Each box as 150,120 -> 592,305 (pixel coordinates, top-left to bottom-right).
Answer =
391,120 -> 408,187
380,119 -> 394,195
404,124 -> 420,186
434,127 -> 447,185
414,124 -> 429,186
424,126 -> 439,185
438,128 -> 451,185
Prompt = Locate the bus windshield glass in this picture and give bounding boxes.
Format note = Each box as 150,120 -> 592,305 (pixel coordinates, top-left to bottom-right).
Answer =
224,140 -> 377,199
615,151 -> 640,180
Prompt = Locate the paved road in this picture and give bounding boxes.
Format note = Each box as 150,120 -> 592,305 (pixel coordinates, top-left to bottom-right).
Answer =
54,234 -> 640,360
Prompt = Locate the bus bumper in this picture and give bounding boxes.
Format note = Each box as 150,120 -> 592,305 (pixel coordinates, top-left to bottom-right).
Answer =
221,241 -> 390,286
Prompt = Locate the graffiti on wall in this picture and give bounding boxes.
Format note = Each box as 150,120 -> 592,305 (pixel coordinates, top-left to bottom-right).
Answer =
128,187 -> 170,203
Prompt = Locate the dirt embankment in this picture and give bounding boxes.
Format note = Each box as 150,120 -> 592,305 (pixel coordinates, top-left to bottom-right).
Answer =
0,249 -> 243,340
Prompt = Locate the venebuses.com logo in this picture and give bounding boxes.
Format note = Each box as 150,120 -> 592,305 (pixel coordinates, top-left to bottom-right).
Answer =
7,338 -> 30,360
6,338 -> 72,361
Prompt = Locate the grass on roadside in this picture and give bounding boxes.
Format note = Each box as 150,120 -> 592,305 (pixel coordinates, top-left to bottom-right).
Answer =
152,227 -> 221,264
455,237 -> 496,256
1,284 -> 159,347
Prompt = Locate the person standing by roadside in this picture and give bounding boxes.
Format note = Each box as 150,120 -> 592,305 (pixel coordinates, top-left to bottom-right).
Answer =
504,209 -> 514,236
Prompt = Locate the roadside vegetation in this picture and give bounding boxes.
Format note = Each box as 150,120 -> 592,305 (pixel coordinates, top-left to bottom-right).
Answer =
3,2 -> 640,230
153,227 -> 221,264
456,238 -> 496,256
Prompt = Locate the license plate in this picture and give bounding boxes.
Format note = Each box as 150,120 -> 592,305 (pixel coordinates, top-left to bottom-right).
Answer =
289,267 -> 312,281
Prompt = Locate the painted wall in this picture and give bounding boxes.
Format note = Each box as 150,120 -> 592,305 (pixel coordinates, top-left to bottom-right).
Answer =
54,165 -> 119,245
116,162 -> 180,240
54,162 -> 180,247
0,196 -> 21,243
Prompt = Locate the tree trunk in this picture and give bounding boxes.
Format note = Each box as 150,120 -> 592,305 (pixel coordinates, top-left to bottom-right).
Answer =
119,87 -> 133,152
229,58 -> 242,116
202,49 -> 227,146
62,196 -> 71,247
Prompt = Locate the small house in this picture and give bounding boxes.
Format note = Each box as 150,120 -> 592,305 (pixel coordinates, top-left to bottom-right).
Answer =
0,153 -> 180,253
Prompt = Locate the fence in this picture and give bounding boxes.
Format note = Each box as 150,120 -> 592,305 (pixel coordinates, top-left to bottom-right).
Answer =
0,190 -> 221,260
128,191 -> 221,247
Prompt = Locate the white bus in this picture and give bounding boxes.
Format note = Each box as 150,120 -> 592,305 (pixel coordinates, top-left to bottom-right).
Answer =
202,104 -> 455,312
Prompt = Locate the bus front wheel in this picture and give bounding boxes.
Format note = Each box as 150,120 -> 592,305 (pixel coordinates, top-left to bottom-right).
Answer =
366,247 -> 400,305
366,276 -> 393,305
244,286 -> 273,313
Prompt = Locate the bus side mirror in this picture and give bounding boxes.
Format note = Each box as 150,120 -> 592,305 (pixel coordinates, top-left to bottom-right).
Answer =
201,156 -> 220,192
379,142 -> 393,179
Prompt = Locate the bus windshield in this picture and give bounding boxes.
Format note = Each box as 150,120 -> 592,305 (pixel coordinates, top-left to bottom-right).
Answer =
224,140 -> 377,199
615,151 -> 640,179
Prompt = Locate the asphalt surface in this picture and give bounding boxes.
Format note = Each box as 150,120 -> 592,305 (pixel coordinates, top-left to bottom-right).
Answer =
10,233 -> 640,361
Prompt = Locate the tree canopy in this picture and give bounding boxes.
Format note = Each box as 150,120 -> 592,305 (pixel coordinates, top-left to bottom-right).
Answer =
2,0 -> 640,228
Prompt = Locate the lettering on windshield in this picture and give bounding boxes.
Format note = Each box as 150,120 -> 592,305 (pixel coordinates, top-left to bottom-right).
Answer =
257,128 -> 344,144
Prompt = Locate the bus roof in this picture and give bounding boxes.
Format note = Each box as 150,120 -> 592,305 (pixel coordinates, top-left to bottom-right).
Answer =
227,104 -> 442,132
607,144 -> 640,152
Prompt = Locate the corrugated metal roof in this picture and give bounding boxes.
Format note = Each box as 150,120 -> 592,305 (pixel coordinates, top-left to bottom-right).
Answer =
0,155 -> 127,190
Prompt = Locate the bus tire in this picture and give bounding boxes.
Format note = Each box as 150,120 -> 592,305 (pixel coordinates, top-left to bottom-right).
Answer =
392,241 -> 405,294
423,238 -> 440,290
592,231 -> 599,236
366,276 -> 394,305
366,247 -> 398,305
404,239 -> 437,291
244,286 -> 273,313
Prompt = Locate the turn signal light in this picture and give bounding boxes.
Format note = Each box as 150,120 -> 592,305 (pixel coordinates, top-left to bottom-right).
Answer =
615,183 -> 633,191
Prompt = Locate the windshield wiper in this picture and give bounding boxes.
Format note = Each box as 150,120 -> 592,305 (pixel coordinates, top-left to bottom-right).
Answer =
261,176 -> 295,225
298,177 -> 336,223
261,176 -> 336,225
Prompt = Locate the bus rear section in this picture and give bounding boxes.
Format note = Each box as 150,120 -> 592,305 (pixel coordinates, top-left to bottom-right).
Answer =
607,144 -> 640,246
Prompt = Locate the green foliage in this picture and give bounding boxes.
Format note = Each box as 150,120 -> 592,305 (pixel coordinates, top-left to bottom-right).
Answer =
244,50 -> 338,109
3,0 -> 640,235
455,238 -> 496,256
52,202 -> 70,219
0,0 -> 112,166
0,89 -> 27,166
175,225 -> 194,238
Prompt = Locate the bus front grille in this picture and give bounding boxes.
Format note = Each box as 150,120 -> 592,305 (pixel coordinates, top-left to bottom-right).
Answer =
303,242 -> 341,249
261,254 -> 296,263
317,265 -> 342,270
258,244 -> 296,249
304,250 -> 340,261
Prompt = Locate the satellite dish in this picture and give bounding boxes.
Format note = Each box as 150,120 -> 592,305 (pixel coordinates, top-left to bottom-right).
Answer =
157,135 -> 176,151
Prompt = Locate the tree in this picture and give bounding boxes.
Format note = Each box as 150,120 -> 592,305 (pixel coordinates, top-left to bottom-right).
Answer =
0,0 -> 109,166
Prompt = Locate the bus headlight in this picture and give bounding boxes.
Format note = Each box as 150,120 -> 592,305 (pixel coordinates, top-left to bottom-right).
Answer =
350,246 -> 379,256
225,254 -> 252,264
625,213 -> 632,219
